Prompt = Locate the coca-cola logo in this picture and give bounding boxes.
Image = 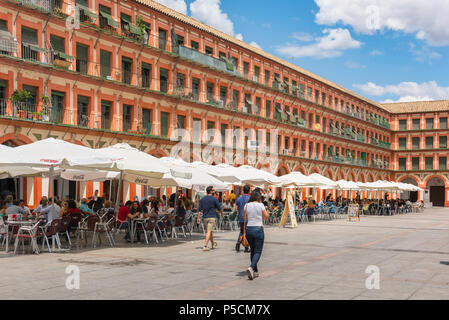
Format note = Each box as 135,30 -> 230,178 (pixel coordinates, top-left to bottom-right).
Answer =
40,159 -> 59,164
135,178 -> 148,184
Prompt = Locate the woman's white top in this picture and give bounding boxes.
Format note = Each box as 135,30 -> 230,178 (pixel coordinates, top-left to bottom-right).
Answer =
244,202 -> 265,227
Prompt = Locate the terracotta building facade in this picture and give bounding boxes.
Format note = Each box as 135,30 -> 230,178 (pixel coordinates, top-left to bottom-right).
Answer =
0,0 -> 447,207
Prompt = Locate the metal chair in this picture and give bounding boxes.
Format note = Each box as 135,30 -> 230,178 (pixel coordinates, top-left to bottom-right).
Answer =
172,215 -> 187,238
38,219 -> 63,253
13,220 -> 43,255
157,216 -> 169,241
143,217 -> 159,244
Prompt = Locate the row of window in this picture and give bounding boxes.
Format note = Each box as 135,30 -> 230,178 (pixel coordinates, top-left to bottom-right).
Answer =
397,136 -> 447,150
398,157 -> 448,171
398,118 -> 448,131
0,80 -> 390,167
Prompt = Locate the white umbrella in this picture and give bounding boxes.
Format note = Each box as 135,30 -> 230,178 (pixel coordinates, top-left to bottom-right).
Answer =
160,157 -> 230,192
335,180 -> 360,191
96,143 -> 171,179
277,171 -> 317,187
3,138 -> 113,169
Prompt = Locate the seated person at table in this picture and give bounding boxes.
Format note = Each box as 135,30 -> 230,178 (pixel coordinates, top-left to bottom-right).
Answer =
129,201 -> 145,242
6,200 -> 26,217
79,198 -> 94,216
167,201 -> 175,215
130,201 -> 145,218
149,200 -> 160,218
222,199 -> 233,211
306,199 -> 315,220
33,197 -> 49,216
117,201 -> 135,242
39,198 -> 61,223
19,200 -> 31,217
98,200 -> 114,220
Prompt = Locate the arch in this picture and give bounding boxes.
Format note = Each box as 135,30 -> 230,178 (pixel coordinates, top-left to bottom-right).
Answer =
367,173 -> 375,182
308,166 -> 320,175
348,172 -> 356,182
322,168 -> 333,180
293,164 -> 306,175
276,163 -> 289,177
336,170 -> 345,181
357,172 -> 366,183
398,176 -> 419,186
424,175 -> 448,188
0,133 -> 33,146
424,175 -> 447,207
376,174 -> 383,181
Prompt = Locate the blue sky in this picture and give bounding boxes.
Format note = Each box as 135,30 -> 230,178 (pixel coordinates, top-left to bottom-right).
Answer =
156,0 -> 449,103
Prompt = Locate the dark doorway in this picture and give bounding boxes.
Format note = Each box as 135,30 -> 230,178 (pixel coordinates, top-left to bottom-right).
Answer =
430,186 -> 445,207
0,178 -> 16,200
68,181 -> 77,200
409,191 -> 418,203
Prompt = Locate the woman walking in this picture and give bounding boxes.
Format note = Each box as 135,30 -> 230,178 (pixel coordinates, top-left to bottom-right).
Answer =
244,191 -> 268,280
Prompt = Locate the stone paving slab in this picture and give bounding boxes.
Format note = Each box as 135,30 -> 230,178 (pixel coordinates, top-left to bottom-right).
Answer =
1,208 -> 449,299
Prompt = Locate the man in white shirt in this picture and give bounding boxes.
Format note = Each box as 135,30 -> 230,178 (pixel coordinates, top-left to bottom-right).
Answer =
39,198 -> 61,223
33,196 -> 49,215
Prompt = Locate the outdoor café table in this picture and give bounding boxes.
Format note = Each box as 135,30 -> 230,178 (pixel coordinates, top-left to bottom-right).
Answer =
4,220 -> 37,253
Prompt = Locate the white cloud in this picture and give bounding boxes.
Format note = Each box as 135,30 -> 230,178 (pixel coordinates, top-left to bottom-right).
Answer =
409,43 -> 441,63
154,0 -> 187,15
314,0 -> 449,46
369,50 -> 383,56
190,0 -> 238,37
353,81 -> 449,102
292,32 -> 314,42
277,28 -> 362,59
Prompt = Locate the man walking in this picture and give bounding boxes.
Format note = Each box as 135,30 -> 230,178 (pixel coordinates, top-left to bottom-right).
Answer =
235,185 -> 250,252
198,186 -> 222,251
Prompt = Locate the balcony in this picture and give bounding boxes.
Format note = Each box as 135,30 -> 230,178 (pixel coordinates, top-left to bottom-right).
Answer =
21,43 -> 45,63
0,99 -> 53,122
18,0 -> 52,11
76,59 -> 88,75
77,4 -> 98,24
0,30 -> 18,56
178,46 -> 240,77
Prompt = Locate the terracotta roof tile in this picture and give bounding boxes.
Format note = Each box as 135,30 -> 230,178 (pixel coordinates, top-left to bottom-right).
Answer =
382,100 -> 449,114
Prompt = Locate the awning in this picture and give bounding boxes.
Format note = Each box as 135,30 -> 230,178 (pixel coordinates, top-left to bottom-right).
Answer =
55,51 -> 74,61
99,11 -> 119,29
129,23 -> 142,36
77,4 -> 97,21
26,43 -> 46,53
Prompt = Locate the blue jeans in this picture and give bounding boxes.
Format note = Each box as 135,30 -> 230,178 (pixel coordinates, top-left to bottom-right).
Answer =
245,226 -> 264,272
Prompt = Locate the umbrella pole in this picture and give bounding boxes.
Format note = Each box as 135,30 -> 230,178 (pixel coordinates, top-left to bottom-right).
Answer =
114,170 -> 123,221
50,165 -> 56,252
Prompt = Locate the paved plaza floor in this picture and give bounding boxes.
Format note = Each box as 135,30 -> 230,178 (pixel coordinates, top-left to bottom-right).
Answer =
2,207 -> 449,300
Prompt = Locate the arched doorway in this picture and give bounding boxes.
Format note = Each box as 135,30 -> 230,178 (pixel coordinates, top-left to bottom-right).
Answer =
426,177 -> 446,207
400,178 -> 419,202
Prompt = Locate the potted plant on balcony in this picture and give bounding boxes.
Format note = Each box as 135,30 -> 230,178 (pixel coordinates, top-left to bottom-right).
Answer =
10,89 -> 32,118
53,51 -> 73,69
